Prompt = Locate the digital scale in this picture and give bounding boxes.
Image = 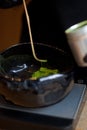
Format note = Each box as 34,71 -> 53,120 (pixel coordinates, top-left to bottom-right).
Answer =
0,83 -> 86,130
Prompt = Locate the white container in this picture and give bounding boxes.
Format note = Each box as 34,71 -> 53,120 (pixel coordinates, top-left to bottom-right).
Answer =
65,20 -> 87,67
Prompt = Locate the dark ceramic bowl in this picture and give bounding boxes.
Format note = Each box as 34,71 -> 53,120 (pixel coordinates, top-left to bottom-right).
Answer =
0,43 -> 74,107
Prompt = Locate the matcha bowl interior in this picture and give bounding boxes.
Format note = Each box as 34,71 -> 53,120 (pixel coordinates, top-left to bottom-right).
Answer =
0,43 -> 74,107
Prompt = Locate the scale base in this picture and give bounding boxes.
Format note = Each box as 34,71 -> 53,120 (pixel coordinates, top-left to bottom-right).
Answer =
0,83 -> 86,130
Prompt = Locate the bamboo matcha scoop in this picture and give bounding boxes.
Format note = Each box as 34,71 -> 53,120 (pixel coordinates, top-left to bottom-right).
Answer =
23,0 -> 47,63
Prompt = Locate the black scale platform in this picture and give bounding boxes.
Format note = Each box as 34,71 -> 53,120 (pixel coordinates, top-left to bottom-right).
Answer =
0,83 -> 86,130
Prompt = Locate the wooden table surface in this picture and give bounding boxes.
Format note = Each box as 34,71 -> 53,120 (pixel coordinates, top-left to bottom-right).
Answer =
75,89 -> 87,130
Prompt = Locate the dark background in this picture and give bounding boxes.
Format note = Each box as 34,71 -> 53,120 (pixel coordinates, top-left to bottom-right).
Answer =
0,0 -> 87,53
20,0 -> 87,53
